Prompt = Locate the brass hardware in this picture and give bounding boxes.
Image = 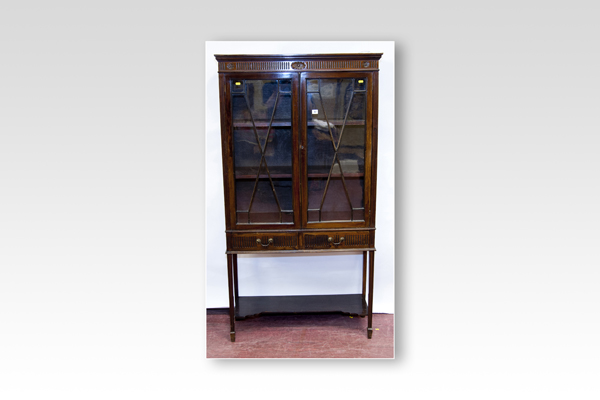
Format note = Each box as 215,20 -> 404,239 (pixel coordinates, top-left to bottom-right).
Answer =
257,238 -> 274,247
328,237 -> 345,246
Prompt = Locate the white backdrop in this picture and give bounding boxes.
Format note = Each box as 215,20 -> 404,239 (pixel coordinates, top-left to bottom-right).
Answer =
205,42 -> 395,313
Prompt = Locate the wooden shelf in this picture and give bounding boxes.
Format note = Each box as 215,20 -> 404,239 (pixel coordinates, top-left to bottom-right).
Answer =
232,120 -> 365,129
307,172 -> 364,178
308,120 -> 365,127
235,173 -> 292,179
234,294 -> 367,320
234,173 -> 364,179
233,121 -> 291,128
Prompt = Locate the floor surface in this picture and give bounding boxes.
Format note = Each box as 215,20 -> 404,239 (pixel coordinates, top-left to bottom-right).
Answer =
207,310 -> 394,359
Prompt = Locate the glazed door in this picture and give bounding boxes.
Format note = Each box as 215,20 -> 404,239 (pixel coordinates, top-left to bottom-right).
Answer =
225,73 -> 300,228
301,72 -> 373,227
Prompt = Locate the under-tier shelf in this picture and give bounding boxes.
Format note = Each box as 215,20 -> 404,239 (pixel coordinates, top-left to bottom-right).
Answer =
234,294 -> 367,320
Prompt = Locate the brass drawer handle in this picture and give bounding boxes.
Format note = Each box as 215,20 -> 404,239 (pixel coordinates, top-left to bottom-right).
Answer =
328,237 -> 345,246
257,238 -> 274,247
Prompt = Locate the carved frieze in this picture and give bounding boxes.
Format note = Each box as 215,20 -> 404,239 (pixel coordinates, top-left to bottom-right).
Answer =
217,56 -> 379,72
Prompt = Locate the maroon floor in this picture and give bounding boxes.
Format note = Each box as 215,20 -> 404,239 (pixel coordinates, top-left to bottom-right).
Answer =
207,310 -> 394,358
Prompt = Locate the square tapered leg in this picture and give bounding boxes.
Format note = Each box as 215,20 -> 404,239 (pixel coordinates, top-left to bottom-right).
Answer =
367,250 -> 375,338
227,253 -> 236,342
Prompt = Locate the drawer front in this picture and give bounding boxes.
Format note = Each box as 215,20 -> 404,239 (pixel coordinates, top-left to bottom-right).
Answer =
228,233 -> 298,251
302,231 -> 371,250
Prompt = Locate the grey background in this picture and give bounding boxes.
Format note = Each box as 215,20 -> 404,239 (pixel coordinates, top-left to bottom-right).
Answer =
1,1 -> 599,399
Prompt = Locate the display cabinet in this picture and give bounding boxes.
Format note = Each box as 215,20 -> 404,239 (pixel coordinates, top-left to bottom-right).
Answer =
215,53 -> 381,341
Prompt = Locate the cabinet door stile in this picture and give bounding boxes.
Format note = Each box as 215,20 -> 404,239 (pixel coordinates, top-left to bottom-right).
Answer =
293,73 -> 302,228
369,71 -> 379,229
299,72 -> 308,229
219,73 -> 236,229
363,72 -> 373,228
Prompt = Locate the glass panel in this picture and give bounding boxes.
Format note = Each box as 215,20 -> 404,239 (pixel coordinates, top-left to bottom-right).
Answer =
279,79 -> 292,93
248,165 -> 280,223
321,178 -> 352,221
282,211 -> 293,223
354,78 -> 366,91
232,79 -> 293,225
231,80 -> 244,93
353,208 -> 365,221
306,78 -> 367,223
307,79 -> 319,92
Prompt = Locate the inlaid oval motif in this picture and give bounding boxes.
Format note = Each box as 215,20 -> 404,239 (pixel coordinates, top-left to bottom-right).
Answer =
291,61 -> 306,70
226,63 -> 234,70
363,61 -> 370,68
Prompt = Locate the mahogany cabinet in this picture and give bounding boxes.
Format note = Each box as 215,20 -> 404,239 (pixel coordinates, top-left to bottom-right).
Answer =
215,53 -> 382,341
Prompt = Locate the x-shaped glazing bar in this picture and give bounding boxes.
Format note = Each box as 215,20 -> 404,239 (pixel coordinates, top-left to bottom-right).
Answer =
317,80 -> 356,221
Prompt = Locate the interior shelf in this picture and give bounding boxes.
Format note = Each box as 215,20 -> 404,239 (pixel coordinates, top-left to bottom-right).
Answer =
235,173 -> 293,179
307,172 -> 364,178
232,120 -> 365,129
308,120 -> 365,126
235,173 -> 364,179
234,294 -> 367,320
233,121 -> 291,128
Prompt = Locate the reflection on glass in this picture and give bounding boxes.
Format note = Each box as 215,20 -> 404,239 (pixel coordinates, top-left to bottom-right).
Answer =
306,78 -> 366,222
232,79 -> 293,224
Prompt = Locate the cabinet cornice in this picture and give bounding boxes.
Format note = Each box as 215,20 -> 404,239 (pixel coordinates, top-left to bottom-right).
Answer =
215,53 -> 382,72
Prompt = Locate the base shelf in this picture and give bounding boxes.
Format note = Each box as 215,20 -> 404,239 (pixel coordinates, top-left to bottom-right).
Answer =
234,294 -> 367,320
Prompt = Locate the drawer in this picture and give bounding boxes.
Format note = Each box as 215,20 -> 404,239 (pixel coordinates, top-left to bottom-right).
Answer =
302,231 -> 371,250
228,233 -> 298,251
